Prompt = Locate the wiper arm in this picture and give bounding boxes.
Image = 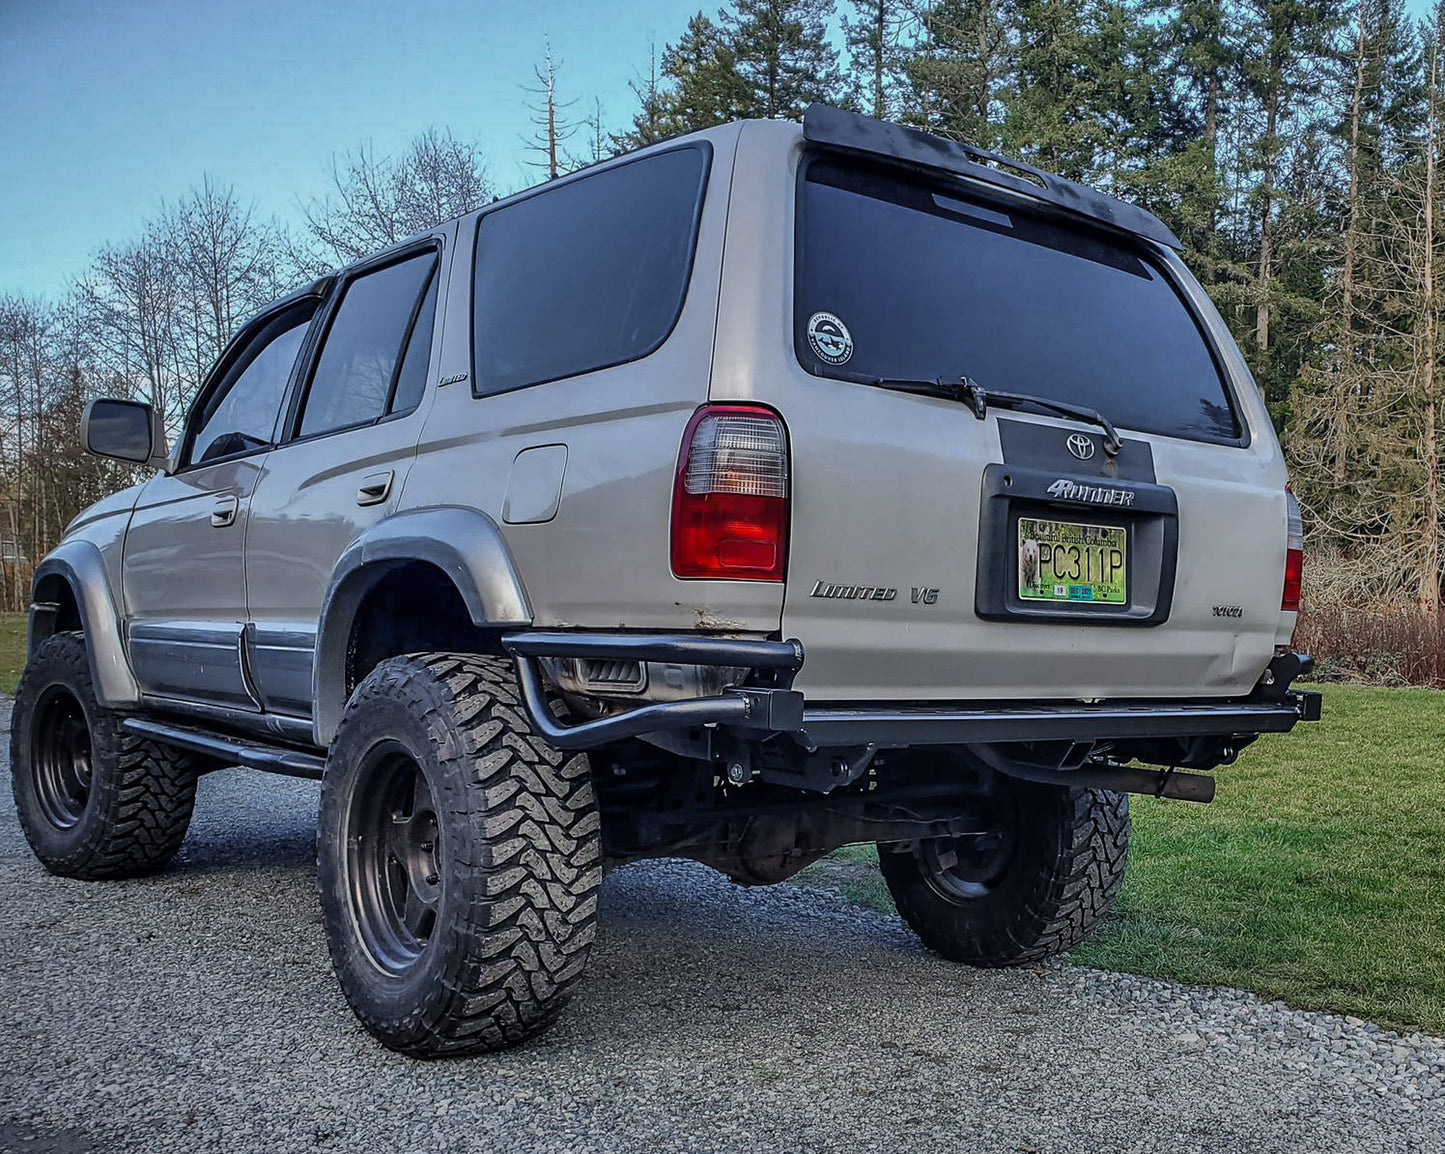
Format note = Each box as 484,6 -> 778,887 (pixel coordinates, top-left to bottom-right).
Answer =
959,379 -> 1122,457
868,376 -> 979,404
867,375 -> 1124,457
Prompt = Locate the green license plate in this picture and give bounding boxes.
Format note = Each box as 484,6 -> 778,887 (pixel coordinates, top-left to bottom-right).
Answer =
1017,517 -> 1127,604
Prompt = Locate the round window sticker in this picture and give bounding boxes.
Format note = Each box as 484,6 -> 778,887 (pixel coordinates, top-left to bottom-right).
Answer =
807,311 -> 853,365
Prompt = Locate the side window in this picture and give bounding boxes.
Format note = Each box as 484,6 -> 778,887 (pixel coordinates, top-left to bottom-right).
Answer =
296,252 -> 438,440
472,145 -> 709,395
388,267 -> 439,417
186,305 -> 314,467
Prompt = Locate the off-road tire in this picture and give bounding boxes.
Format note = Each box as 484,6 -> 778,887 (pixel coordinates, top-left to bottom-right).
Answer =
879,779 -> 1129,967
11,631 -> 199,879
318,652 -> 601,1057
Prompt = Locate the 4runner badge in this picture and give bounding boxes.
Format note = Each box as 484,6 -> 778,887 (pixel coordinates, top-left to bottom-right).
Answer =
806,311 -> 853,365
1047,478 -> 1136,506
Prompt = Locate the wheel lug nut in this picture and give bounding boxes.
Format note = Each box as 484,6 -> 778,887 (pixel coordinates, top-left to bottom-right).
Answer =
425,873 -> 439,886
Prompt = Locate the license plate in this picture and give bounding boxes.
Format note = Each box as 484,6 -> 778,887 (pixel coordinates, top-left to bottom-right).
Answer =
1017,517 -> 1126,604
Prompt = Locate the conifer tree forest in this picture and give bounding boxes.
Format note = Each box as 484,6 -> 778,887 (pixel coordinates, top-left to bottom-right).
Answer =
5,0 -> 1445,657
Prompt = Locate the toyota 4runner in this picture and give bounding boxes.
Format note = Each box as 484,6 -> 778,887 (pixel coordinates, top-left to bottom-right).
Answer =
10,106 -> 1320,1056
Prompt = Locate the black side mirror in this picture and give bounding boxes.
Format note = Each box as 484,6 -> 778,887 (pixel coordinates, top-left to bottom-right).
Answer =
80,399 -> 170,470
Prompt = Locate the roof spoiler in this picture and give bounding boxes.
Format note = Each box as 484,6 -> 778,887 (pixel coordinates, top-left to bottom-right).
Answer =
801,104 -> 1182,251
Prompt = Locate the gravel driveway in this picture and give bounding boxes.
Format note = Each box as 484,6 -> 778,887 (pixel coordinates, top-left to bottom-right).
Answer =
3,745 -> 1443,1154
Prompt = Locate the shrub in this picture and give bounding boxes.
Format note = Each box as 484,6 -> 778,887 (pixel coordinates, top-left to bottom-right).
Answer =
1294,604 -> 1445,687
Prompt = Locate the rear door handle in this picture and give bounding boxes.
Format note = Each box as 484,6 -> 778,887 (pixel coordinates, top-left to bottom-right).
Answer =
356,470 -> 393,506
210,496 -> 239,528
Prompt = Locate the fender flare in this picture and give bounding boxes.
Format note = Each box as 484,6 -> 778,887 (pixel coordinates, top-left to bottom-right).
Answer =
312,506 -> 533,745
29,542 -> 142,707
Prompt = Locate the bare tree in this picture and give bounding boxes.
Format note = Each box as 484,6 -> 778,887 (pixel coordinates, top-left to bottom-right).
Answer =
72,227 -> 186,430
524,42 -> 578,179
582,96 -> 610,165
0,295 -> 136,609
166,177 -> 287,380
299,129 -> 493,268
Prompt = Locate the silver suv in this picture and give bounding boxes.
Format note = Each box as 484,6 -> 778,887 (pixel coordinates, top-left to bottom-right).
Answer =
10,107 -> 1319,1056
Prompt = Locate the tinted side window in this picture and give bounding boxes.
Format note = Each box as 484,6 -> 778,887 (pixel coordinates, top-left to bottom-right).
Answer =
389,267 -> 439,417
187,306 -> 313,466
472,146 -> 708,395
298,252 -> 437,439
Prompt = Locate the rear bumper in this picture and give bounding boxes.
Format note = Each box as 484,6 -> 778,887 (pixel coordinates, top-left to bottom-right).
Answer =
502,632 -> 1320,751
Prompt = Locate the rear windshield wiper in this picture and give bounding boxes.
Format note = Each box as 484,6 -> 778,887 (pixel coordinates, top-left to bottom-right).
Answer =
868,375 -> 1123,457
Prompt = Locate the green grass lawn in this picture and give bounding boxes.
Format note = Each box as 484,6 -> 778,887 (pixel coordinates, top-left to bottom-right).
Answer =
796,685 -> 1445,1034
0,612 -> 26,695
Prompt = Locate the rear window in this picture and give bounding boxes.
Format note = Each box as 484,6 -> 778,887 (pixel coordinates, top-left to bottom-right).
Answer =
795,157 -> 1241,443
472,145 -> 710,395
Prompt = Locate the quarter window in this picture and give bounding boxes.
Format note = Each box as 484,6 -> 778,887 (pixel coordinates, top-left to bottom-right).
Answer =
472,146 -> 709,394
297,252 -> 439,440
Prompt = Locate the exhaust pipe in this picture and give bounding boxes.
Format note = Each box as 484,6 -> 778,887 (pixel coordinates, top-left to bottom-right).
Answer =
967,743 -> 1216,803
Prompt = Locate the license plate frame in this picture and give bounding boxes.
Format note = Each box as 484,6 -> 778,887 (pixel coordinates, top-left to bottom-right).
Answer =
1017,516 -> 1128,605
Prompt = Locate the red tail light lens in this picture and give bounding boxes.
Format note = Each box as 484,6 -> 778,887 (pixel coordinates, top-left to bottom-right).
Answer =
671,405 -> 789,581
1283,487 -> 1303,612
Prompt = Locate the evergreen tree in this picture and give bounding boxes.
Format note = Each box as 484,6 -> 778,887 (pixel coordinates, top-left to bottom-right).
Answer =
1289,0 -> 1441,606
666,12 -> 752,128
615,42 -> 672,150
1237,0 -> 1344,361
901,0 -> 1016,146
999,0 -> 1152,184
842,0 -> 912,119
724,0 -> 843,119
1139,0 -> 1243,279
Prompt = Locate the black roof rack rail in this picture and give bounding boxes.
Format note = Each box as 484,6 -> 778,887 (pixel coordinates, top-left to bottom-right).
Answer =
801,104 -> 1182,251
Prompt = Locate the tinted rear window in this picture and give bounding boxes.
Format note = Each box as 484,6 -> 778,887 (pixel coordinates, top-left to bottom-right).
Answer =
472,145 -> 709,394
796,158 -> 1241,443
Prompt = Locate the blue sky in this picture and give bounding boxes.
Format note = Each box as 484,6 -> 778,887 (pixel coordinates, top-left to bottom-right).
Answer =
0,0 -> 706,298
2,0 -> 1440,300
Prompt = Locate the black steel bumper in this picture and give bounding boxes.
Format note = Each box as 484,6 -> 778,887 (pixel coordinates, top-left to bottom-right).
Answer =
501,632 -> 1321,752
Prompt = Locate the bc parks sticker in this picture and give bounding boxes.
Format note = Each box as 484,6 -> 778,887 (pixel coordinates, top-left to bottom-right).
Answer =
807,311 -> 853,365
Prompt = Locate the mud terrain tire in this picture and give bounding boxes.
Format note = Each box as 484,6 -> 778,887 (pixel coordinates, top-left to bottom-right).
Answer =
318,652 -> 601,1057
880,779 -> 1129,967
11,632 -> 199,878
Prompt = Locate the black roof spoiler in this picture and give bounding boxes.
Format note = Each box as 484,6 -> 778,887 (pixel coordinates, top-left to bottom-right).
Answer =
801,104 -> 1182,251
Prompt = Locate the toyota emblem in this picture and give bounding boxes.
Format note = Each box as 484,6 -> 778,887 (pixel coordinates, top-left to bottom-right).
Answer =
1066,434 -> 1096,461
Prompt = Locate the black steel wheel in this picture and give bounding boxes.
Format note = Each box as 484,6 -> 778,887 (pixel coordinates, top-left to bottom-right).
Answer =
29,685 -> 94,830
11,632 -> 201,878
346,743 -> 443,975
318,652 -> 600,1057
880,772 -> 1129,967
915,789 -> 1019,903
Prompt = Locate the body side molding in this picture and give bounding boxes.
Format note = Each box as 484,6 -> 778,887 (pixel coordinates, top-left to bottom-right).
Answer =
311,506 -> 533,744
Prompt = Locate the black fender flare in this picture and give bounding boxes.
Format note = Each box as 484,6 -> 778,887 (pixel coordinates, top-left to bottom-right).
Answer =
29,542 -> 142,707
312,506 -> 532,744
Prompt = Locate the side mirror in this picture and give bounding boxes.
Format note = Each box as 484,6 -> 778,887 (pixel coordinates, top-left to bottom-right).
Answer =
81,398 -> 171,470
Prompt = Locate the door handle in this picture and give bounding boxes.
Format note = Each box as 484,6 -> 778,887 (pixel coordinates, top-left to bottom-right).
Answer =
356,470 -> 394,506
210,496 -> 239,528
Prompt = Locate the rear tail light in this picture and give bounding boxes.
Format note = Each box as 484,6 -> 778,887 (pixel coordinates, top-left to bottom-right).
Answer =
1283,486 -> 1303,612
671,405 -> 789,581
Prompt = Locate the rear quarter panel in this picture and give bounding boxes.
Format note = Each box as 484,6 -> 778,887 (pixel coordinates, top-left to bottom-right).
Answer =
402,125 -> 785,635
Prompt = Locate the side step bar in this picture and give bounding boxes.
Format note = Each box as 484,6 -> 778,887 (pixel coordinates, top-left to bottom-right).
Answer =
122,718 -> 326,780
